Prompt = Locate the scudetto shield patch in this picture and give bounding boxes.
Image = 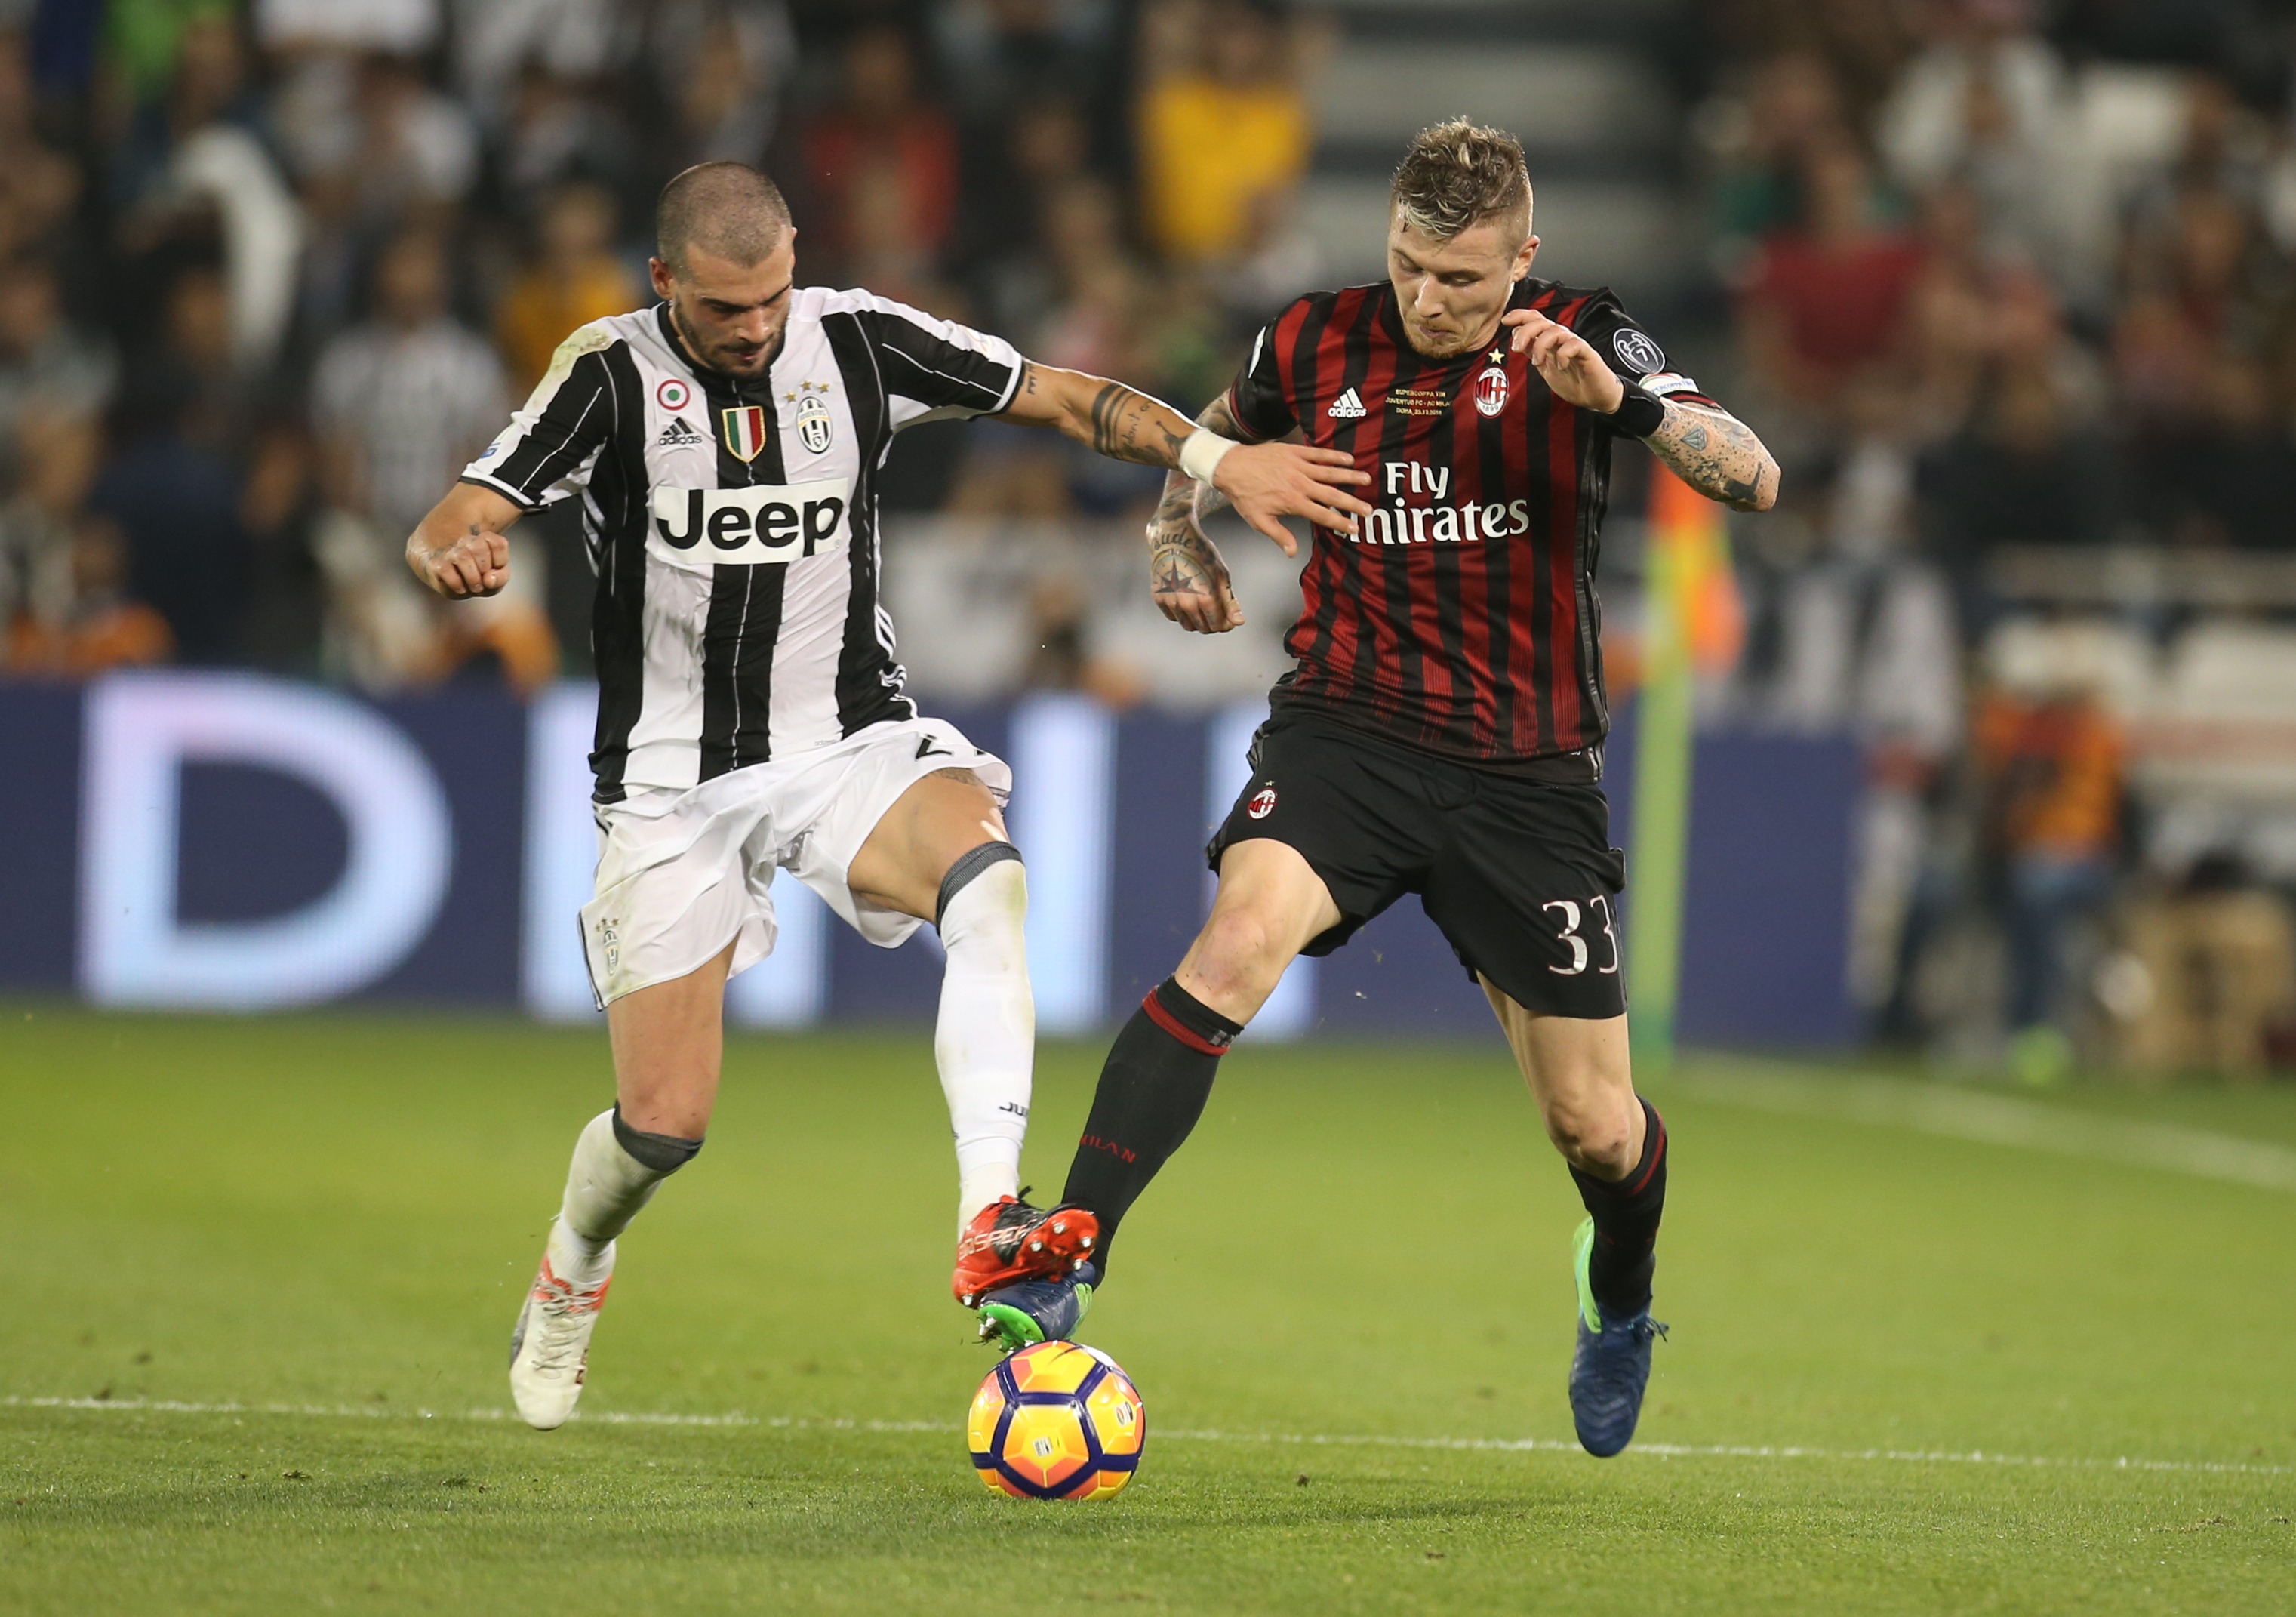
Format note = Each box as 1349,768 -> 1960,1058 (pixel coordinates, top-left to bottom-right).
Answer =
721,405 -> 769,462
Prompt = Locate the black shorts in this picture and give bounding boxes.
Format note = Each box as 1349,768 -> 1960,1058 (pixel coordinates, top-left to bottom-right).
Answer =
1208,710 -> 1628,1018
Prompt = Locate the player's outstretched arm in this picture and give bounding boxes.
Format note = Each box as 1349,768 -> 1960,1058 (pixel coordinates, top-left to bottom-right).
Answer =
406,481 -> 528,599
1503,309 -> 1780,513
999,361 -> 1372,558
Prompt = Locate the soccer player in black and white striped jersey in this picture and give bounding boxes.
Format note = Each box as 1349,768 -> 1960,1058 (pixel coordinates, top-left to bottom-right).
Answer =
403,164 -> 1372,1428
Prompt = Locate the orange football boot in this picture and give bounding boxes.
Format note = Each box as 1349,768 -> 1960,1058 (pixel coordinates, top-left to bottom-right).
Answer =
952,1194 -> 1099,1307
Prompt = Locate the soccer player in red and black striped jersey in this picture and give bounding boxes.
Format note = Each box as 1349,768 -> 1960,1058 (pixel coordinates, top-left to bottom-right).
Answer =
977,122 -> 1780,1460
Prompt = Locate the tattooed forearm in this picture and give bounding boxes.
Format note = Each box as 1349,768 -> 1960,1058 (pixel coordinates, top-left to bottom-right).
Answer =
1642,400 -> 1780,511
1184,395 -> 1244,521
1003,362 -> 1226,477
1082,381 -> 1193,467
1143,395 -> 1247,544
1145,400 -> 1239,603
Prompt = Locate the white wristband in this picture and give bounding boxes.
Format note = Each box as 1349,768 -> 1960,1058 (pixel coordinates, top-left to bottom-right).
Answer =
1179,428 -> 1236,485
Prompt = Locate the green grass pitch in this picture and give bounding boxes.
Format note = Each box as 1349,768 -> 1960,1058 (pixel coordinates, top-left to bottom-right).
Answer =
5,1006 -> 2294,1613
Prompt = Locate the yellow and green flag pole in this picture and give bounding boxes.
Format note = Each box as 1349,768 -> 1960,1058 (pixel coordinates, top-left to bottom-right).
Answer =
1628,467 -> 1735,1075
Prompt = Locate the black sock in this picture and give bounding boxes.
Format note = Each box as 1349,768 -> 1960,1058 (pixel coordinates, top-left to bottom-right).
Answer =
1568,1098 -> 1667,1319
1060,978 -> 1242,1274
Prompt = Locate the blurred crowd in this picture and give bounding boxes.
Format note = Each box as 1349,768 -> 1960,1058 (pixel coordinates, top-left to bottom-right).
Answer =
1703,0 -> 2296,1073
0,0 -> 1319,694
11,0 -> 2294,1070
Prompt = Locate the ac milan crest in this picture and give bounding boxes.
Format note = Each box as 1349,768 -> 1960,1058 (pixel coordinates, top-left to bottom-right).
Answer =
1473,366 -> 1509,418
1247,787 -> 1277,820
721,405 -> 769,462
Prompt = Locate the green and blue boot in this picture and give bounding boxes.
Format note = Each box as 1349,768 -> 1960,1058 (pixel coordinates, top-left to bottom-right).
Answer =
1567,1216 -> 1665,1457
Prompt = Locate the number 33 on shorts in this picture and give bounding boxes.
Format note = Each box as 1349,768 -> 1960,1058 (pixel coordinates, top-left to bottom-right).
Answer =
1543,895 -> 1620,976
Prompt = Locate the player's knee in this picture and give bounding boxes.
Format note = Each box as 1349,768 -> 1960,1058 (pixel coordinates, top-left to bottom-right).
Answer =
1190,906 -> 1290,1002
1540,1091 -> 1637,1175
936,841 -> 1025,937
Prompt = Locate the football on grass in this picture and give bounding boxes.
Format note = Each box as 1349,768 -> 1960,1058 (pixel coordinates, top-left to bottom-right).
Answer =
967,1340 -> 1144,1499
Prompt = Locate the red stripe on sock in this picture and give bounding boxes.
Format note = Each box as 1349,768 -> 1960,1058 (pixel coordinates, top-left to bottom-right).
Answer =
1624,1106 -> 1667,1197
1141,990 -> 1230,1057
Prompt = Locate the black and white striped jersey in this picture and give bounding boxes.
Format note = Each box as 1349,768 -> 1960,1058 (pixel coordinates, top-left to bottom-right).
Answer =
460,289 -> 1023,802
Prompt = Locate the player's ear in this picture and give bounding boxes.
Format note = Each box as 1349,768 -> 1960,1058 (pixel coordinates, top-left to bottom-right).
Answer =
648,257 -> 675,300
1514,234 -> 1540,280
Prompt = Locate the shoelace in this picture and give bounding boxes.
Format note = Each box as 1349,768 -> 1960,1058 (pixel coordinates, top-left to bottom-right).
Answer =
992,1190 -> 1045,1231
525,1279 -> 605,1375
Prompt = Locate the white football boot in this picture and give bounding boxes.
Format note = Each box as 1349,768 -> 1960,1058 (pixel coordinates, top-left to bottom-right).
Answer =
509,1224 -> 614,1430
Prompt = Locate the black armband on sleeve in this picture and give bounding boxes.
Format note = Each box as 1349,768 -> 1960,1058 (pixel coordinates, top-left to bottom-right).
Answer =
1602,381 -> 1667,439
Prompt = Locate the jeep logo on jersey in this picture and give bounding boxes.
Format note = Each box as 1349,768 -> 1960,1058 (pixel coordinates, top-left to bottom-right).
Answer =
648,481 -> 850,570
794,392 -> 833,454
1473,366 -> 1509,417
721,405 -> 770,462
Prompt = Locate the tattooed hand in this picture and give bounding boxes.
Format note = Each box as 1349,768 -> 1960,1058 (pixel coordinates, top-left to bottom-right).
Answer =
1148,494 -> 1244,635
1140,395 -> 1246,633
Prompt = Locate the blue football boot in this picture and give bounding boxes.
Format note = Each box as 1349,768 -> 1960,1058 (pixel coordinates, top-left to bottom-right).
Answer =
976,1261 -> 1098,1354
1567,1217 -> 1667,1458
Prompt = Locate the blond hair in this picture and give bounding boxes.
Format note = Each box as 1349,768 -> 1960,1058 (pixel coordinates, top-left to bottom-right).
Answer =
1390,119 -> 1532,242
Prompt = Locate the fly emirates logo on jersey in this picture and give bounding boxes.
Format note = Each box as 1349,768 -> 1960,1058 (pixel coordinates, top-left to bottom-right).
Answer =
1350,460 -> 1533,547
646,481 -> 851,571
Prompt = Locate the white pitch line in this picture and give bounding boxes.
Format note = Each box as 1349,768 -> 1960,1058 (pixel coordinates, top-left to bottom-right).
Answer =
7,1395 -> 2286,1480
1156,1428 -> 2293,1478
1668,1063 -> 2296,1194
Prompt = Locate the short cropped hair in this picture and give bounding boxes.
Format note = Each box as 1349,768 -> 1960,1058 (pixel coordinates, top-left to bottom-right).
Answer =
656,162 -> 793,273
1390,119 -> 1532,243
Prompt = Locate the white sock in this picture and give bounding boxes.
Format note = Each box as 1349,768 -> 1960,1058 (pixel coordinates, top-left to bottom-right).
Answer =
936,857 -> 1033,1232
552,1109 -> 672,1273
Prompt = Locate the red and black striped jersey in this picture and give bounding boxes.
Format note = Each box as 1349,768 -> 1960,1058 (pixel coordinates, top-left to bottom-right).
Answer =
1226,277 -> 1717,763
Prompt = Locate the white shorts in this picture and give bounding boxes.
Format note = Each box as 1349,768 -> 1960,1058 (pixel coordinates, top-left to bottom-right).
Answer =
580,715 -> 1010,1006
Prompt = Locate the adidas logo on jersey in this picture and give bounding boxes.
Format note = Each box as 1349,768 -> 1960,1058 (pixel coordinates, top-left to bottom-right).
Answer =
1327,387 -> 1367,420
657,415 -> 706,448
